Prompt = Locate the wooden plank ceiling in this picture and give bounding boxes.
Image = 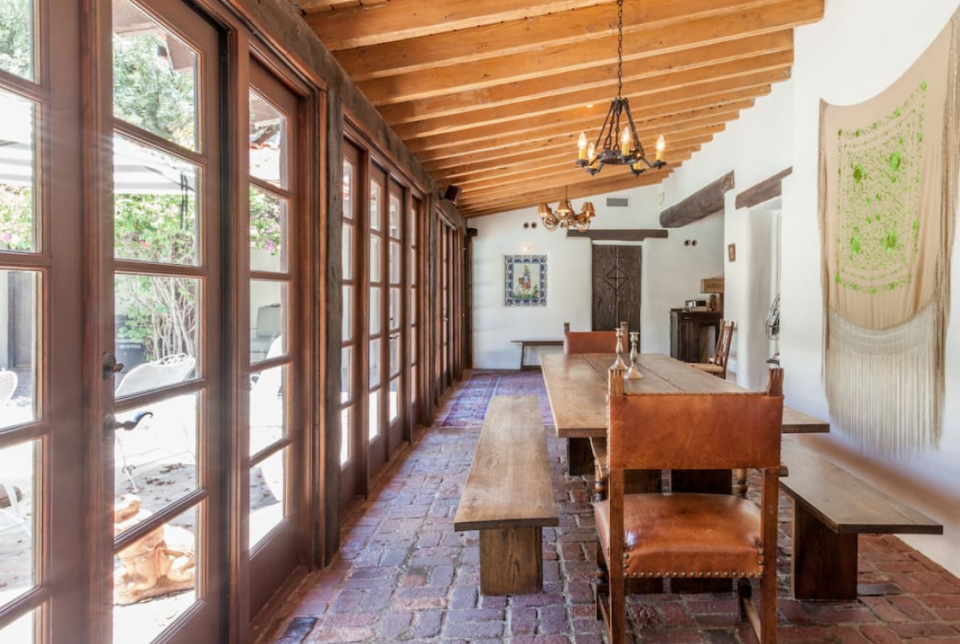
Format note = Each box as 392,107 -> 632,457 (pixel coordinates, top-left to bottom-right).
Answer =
292,0 -> 824,217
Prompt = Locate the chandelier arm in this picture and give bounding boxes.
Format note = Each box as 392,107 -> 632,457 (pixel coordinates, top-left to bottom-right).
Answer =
621,99 -> 645,158
595,99 -> 618,153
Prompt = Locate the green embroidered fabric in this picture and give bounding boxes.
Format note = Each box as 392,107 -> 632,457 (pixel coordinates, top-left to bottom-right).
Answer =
834,81 -> 926,295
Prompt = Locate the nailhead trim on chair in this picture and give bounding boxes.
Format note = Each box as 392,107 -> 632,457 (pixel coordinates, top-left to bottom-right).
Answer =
626,571 -> 765,578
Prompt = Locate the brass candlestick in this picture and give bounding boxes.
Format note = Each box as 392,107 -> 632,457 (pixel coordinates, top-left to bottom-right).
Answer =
626,331 -> 643,379
611,327 -> 628,372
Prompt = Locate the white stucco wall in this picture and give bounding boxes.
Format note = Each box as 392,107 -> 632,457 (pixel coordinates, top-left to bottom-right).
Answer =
780,0 -> 960,577
472,185 -> 724,370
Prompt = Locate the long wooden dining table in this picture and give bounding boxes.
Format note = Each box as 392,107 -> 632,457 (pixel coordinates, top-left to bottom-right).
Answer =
541,352 -> 830,476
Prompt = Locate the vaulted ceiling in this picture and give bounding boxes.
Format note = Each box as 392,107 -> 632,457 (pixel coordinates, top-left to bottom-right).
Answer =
291,0 -> 824,217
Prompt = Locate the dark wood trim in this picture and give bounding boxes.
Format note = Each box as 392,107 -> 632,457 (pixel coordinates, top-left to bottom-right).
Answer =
659,170 -> 735,228
566,229 -> 669,241
735,167 -> 792,210
322,90 -> 345,565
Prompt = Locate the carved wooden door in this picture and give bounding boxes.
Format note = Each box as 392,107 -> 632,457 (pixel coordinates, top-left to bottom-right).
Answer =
592,245 -> 642,333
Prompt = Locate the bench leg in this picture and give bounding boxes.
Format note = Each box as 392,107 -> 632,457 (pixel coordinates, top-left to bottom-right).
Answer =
792,500 -> 858,601
479,527 -> 542,595
567,438 -> 594,476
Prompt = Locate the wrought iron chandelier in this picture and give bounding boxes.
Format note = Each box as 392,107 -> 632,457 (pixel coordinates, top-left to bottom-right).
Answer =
537,187 -> 596,232
575,0 -> 667,177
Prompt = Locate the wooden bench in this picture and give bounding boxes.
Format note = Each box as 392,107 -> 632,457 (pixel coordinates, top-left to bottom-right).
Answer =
780,436 -> 943,601
453,395 -> 559,595
510,339 -> 563,370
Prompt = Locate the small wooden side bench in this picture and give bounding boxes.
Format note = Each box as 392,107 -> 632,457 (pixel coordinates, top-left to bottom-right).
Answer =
780,436 -> 943,601
454,396 -> 559,595
510,339 -> 563,370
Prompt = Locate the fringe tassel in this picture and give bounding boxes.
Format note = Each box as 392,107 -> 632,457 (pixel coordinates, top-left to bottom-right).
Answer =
826,303 -> 942,455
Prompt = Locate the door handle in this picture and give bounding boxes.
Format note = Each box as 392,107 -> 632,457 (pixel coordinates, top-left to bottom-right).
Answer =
103,411 -> 153,434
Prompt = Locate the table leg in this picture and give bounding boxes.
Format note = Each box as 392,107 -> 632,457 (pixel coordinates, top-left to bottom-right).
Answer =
792,500 -> 858,601
567,438 -> 594,476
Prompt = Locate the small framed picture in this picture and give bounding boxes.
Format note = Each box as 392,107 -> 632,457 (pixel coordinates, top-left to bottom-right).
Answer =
727,243 -> 736,262
504,255 -> 547,306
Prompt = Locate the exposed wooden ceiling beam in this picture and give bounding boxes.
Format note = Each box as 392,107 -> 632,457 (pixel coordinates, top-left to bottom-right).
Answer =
357,0 -> 822,105
378,32 -> 792,126
304,0 -> 617,51
419,87 -> 768,171
391,51 -> 791,141
454,143 -> 702,191
433,130 -> 719,182
460,168 -> 679,217
332,0 -> 791,81
405,69 -> 783,156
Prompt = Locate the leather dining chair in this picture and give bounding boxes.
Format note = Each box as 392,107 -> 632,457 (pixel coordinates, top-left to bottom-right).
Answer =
562,321 -> 626,355
594,366 -> 784,644
691,319 -> 735,379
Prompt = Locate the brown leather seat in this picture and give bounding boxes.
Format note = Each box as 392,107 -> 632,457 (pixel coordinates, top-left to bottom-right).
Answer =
563,331 -> 621,354
594,493 -> 763,578
594,366 -> 783,644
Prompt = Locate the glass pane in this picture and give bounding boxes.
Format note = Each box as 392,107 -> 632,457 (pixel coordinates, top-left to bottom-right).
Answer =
389,194 -> 400,240
342,223 -> 353,280
369,286 -> 380,335
0,609 -> 35,643
368,393 -> 379,441
389,378 -> 399,422
251,280 -> 287,364
342,159 -> 353,220
410,366 -> 417,404
249,185 -> 288,273
410,326 -> 416,366
114,503 -> 199,644
0,90 -> 36,252
342,284 -> 352,341
368,338 -> 380,388
0,270 -> 36,428
340,346 -> 352,403
389,241 -> 401,285
409,286 -> 417,326
369,235 -> 380,283
113,394 -> 198,529
249,90 -> 287,188
369,182 -> 381,231
409,247 -> 417,286
389,288 -> 400,331
408,204 -> 417,241
250,365 -> 286,457
115,274 -> 199,396
250,448 -> 286,547
0,440 -> 35,608
389,333 -> 399,376
113,0 -> 198,150
0,0 -> 33,80
114,135 -> 199,265
339,407 -> 350,466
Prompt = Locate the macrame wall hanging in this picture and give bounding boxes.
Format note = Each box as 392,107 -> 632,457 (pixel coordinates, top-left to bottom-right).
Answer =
819,8 -> 960,455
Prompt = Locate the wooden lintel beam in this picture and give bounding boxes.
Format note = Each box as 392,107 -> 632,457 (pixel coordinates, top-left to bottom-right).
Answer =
659,171 -> 736,228
735,167 -> 793,209
356,0 -> 821,106
305,0 -> 616,51
566,229 -> 670,241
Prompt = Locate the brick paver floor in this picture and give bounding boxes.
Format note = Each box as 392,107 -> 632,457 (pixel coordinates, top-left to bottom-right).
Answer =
262,371 -> 960,643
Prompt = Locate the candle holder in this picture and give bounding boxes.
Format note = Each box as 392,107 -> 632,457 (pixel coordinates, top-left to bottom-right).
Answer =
626,331 -> 643,379
611,328 -> 628,372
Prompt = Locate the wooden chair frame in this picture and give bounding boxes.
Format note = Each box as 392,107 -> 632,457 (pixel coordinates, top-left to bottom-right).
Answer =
691,319 -> 735,379
595,366 -> 783,644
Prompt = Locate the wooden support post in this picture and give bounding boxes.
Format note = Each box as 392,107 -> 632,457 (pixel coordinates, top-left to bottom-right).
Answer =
659,171 -> 735,228
791,500 -> 858,601
479,527 -> 543,595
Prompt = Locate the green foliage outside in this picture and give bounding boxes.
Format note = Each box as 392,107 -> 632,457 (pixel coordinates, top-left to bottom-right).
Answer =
0,0 -> 32,79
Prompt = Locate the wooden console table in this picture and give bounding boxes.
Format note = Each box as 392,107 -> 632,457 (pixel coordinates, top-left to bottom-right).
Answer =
510,339 -> 563,370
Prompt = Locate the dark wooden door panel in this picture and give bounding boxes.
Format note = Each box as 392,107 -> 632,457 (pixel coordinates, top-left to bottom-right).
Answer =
592,245 -> 641,333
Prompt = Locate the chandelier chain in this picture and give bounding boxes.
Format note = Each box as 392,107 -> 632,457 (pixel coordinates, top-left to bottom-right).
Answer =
616,0 -> 623,98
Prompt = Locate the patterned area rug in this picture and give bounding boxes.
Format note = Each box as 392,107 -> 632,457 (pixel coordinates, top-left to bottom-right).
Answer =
437,370 -> 554,428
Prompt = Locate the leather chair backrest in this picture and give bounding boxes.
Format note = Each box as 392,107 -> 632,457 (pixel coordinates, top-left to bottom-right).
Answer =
564,331 -> 622,354
608,392 -> 782,471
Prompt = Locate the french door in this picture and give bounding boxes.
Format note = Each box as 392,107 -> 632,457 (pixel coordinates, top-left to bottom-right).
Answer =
105,0 -> 223,641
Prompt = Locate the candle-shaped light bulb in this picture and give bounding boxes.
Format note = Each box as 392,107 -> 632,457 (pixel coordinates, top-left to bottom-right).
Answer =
656,134 -> 666,162
578,132 -> 588,161
587,142 -> 596,161
620,128 -> 631,157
